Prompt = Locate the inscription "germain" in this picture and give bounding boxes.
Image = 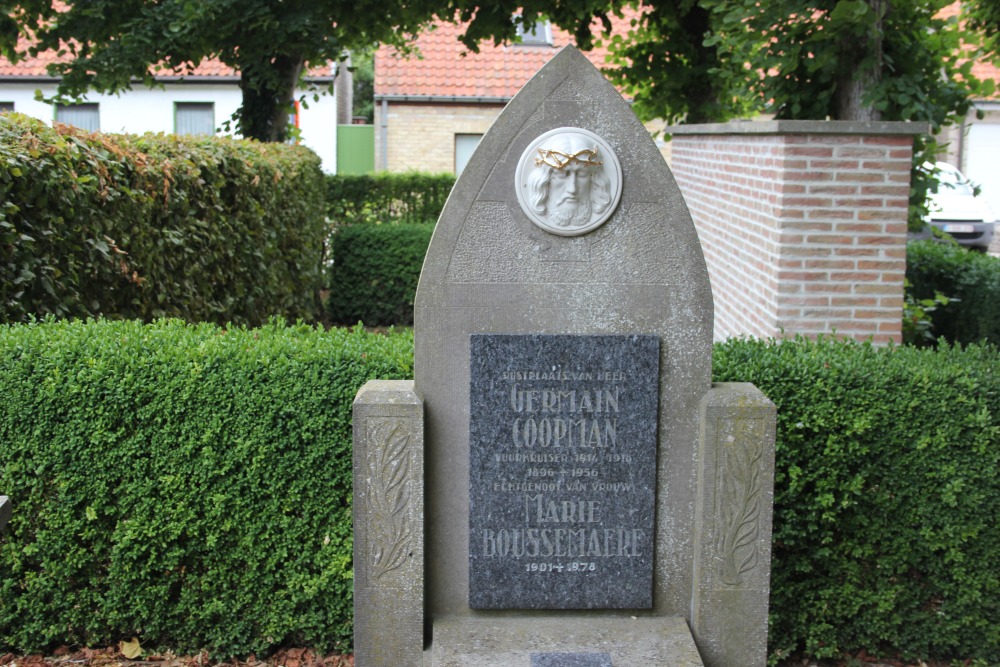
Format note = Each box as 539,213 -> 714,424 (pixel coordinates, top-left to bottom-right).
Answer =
510,385 -> 620,413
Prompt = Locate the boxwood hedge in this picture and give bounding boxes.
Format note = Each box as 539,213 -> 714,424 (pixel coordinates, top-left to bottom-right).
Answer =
1,323 -> 997,664
0,318 -> 412,657
326,223 -> 434,326
906,239 -> 1000,346
325,172 -> 453,226
0,114 -> 326,326
716,336 -> 999,663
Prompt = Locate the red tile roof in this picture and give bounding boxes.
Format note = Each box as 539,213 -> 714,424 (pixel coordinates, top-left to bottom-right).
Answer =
940,1 -> 999,97
0,47 -> 334,79
375,20 -> 613,100
0,30 -> 332,80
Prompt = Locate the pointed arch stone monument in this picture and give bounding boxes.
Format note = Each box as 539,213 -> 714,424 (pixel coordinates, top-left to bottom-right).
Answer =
353,46 -> 776,666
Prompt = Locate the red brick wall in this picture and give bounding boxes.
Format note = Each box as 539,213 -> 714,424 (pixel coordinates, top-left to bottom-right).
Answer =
671,129 -> 914,345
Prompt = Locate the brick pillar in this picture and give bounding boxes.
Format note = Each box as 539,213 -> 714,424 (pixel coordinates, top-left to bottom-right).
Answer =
669,121 -> 928,345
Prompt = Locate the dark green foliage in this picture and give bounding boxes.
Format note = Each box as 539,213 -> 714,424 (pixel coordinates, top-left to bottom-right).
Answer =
0,114 -> 326,325
906,239 -> 1000,346
0,318 -> 413,657
714,337 -> 1000,664
326,223 -> 433,326
325,172 -> 454,226
3,320 -> 998,664
350,51 -> 375,125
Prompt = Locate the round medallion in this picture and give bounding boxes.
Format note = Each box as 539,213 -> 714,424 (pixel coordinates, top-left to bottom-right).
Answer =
514,127 -> 623,236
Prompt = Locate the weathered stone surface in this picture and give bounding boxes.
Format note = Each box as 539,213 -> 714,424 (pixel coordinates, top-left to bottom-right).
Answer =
0,496 -> 10,532
414,43 -> 713,621
468,333 -> 659,609
400,42 -> 776,667
531,652 -> 612,667
427,616 -> 704,667
352,381 -> 424,667
692,383 -> 776,667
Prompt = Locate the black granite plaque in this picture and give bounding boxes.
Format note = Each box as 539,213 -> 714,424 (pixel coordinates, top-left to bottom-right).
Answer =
531,653 -> 613,667
469,334 -> 660,609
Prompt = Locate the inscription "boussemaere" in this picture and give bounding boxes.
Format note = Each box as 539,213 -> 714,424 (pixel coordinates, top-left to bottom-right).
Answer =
469,334 -> 660,610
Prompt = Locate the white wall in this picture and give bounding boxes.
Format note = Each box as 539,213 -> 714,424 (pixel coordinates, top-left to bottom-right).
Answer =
966,119 -> 1000,217
0,81 -> 338,172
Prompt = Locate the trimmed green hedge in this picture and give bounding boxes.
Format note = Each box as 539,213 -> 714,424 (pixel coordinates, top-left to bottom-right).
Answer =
0,318 -> 413,657
325,172 -> 453,226
715,336 -> 1000,663
326,223 -> 433,326
2,323 -> 997,664
0,113 -> 326,326
906,239 -> 1000,346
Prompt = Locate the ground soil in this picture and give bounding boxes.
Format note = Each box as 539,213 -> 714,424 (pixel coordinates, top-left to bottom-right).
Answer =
0,648 -> 352,667
0,647 -> 978,667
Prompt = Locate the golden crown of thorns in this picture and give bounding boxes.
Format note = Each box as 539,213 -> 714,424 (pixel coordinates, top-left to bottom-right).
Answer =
534,146 -> 603,170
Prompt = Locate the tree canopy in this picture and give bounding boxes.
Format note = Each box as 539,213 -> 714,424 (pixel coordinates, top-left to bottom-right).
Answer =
591,0 -> 996,129
0,0 -> 446,141
1,0 -> 995,147
0,0 -> 630,142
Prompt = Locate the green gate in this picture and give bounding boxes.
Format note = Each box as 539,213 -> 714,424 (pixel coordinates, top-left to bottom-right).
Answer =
336,125 -> 375,175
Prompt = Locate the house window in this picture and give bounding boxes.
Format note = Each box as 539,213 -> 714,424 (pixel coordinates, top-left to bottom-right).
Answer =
0,102 -> 14,113
455,134 -> 483,175
516,18 -> 553,46
175,102 -> 215,135
55,103 -> 100,131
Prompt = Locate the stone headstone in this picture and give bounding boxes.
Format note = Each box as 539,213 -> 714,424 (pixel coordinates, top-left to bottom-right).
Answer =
353,44 -> 776,667
416,40 -> 713,627
468,334 -> 659,609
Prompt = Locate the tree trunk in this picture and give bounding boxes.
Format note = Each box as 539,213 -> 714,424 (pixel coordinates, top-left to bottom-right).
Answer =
834,0 -> 887,121
679,4 -> 719,124
238,54 -> 304,142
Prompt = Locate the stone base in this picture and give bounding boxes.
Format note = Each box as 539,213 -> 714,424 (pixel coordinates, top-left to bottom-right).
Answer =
425,616 -> 704,667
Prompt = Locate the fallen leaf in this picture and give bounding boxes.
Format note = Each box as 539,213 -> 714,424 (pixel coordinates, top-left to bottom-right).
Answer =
119,639 -> 142,660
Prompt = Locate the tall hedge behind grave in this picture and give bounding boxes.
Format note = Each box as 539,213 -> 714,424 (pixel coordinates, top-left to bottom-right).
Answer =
0,113 -> 326,325
325,172 -> 454,226
324,172 -> 451,325
0,318 -> 413,657
326,223 -> 433,326
906,239 -> 1000,345
715,336 -> 1000,663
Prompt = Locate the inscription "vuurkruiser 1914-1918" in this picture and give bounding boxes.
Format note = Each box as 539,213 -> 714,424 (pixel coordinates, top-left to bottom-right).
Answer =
469,334 -> 660,610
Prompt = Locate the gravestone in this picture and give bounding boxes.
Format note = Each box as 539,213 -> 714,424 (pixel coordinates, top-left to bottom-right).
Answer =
468,333 -> 660,610
353,46 -> 776,667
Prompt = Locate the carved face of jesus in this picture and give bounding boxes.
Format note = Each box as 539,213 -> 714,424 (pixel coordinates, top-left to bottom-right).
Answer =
517,127 -> 621,237
547,159 -> 595,228
528,134 -> 611,230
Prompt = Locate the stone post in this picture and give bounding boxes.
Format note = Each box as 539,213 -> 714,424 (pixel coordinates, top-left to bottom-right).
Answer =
352,381 -> 424,667
669,120 -> 929,345
692,383 -> 777,667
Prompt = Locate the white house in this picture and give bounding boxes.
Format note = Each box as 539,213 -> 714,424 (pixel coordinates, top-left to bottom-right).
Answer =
0,54 -> 345,172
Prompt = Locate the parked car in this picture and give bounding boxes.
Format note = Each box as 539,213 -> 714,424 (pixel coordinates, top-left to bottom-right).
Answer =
917,162 -> 996,250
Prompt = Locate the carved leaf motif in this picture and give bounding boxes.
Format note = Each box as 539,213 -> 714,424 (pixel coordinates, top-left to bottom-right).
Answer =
368,420 -> 412,581
718,429 -> 763,587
